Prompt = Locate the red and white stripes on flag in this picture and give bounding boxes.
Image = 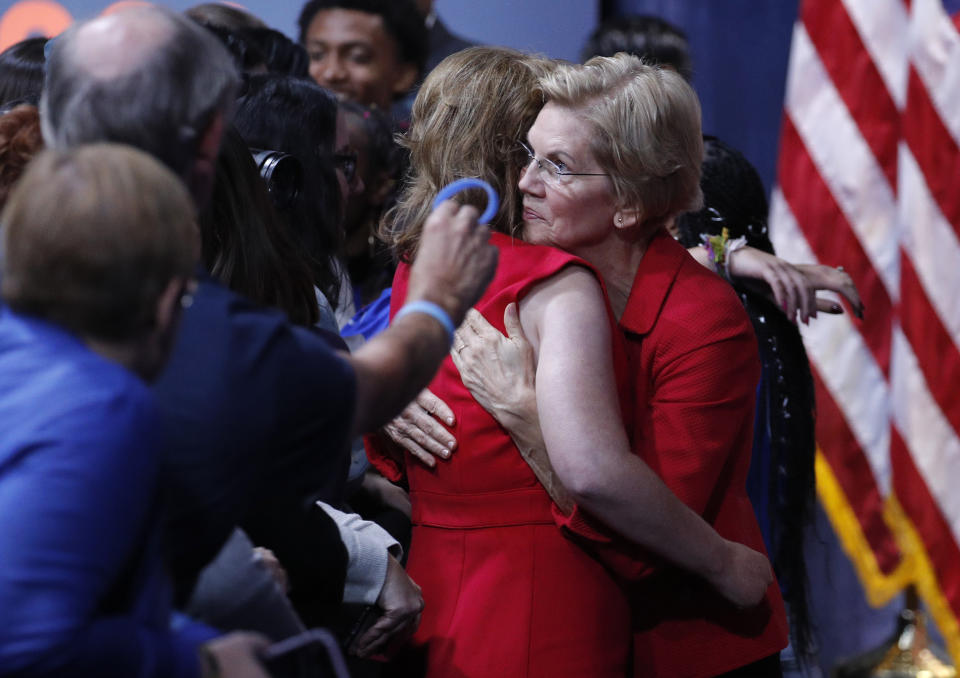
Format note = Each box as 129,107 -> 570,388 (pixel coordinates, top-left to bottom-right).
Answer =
770,0 -> 960,661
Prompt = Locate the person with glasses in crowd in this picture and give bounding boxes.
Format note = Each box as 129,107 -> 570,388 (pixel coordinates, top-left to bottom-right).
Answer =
234,74 -> 350,333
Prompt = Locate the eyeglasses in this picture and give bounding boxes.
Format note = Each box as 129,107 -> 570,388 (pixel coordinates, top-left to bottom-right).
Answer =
333,151 -> 358,184
519,141 -> 609,185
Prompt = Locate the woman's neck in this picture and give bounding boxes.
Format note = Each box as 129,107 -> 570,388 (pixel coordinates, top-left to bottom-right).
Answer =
572,228 -> 653,320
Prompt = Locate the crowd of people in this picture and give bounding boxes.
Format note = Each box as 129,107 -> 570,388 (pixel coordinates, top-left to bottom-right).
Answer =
0,2 -> 863,677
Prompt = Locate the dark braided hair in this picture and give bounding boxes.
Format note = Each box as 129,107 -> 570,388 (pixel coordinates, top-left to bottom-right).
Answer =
676,136 -> 817,662
580,15 -> 693,82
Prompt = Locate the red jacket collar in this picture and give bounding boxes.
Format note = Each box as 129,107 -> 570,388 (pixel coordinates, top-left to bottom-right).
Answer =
619,230 -> 689,336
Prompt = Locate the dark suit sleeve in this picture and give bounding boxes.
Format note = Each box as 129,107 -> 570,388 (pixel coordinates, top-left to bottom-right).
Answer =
241,323 -> 356,627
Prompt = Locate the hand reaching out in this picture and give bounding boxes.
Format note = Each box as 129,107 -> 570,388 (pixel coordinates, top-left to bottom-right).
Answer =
725,246 -> 864,322
406,201 -> 498,325
793,262 -> 863,317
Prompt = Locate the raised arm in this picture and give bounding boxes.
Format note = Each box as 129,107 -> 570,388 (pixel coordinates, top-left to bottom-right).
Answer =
343,201 -> 497,437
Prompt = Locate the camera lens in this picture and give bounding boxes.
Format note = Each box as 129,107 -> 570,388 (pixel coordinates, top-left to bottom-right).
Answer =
250,148 -> 303,210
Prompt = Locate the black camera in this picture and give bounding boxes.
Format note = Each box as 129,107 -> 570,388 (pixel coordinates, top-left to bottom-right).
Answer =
250,148 -> 302,210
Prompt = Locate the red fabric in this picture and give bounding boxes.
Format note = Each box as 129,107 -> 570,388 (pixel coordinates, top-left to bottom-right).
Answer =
367,232 -> 633,677
559,232 -> 789,678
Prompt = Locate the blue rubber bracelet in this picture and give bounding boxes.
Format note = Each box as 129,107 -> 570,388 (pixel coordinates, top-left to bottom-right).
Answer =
395,300 -> 456,346
431,178 -> 499,225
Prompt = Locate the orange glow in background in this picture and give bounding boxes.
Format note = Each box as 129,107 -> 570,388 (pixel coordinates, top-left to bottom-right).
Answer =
0,1 -> 72,51
0,1 -> 252,51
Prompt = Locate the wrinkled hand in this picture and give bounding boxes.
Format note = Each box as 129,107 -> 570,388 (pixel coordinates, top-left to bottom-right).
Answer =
451,304 -> 537,427
706,540 -> 774,609
727,247 -> 864,323
451,305 -> 574,513
351,555 -> 424,658
202,632 -> 271,678
406,201 -> 498,325
384,389 -> 456,468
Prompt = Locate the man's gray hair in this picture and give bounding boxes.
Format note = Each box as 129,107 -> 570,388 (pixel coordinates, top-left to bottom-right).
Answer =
41,6 -> 240,179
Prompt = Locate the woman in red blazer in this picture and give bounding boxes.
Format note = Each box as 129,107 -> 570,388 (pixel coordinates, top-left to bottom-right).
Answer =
516,53 -> 789,678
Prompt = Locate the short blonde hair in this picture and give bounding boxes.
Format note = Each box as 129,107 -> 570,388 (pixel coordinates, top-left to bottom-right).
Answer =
383,46 -> 552,258
1,144 -> 199,340
540,53 -> 703,230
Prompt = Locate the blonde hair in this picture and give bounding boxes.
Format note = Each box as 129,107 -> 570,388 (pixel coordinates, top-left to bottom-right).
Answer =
1,143 -> 199,340
540,53 -> 703,230
383,46 -> 552,258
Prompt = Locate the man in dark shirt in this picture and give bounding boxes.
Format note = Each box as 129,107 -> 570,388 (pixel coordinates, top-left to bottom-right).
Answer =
41,4 -> 497,640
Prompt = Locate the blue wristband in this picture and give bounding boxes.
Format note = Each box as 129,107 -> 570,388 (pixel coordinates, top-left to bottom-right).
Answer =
431,178 -> 499,225
395,300 -> 456,346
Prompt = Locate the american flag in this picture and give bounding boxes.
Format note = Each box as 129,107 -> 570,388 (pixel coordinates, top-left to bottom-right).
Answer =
770,0 -> 960,662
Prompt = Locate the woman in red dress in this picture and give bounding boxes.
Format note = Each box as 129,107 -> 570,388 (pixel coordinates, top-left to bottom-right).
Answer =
366,47 -> 775,678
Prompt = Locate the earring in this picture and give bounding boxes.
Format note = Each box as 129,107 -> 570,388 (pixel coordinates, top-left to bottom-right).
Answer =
618,215 -> 623,225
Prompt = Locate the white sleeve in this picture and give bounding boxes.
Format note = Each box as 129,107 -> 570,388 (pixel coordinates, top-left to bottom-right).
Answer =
316,502 -> 402,605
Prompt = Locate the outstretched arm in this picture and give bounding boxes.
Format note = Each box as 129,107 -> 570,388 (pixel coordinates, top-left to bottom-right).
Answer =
343,201 -> 497,437
688,244 -> 864,323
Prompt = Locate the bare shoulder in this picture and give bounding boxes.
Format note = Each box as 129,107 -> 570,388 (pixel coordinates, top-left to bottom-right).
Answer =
518,264 -> 606,351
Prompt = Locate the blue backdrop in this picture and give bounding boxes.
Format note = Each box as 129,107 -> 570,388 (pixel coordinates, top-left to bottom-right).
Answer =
0,0 -> 598,62
609,0 -> 798,194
